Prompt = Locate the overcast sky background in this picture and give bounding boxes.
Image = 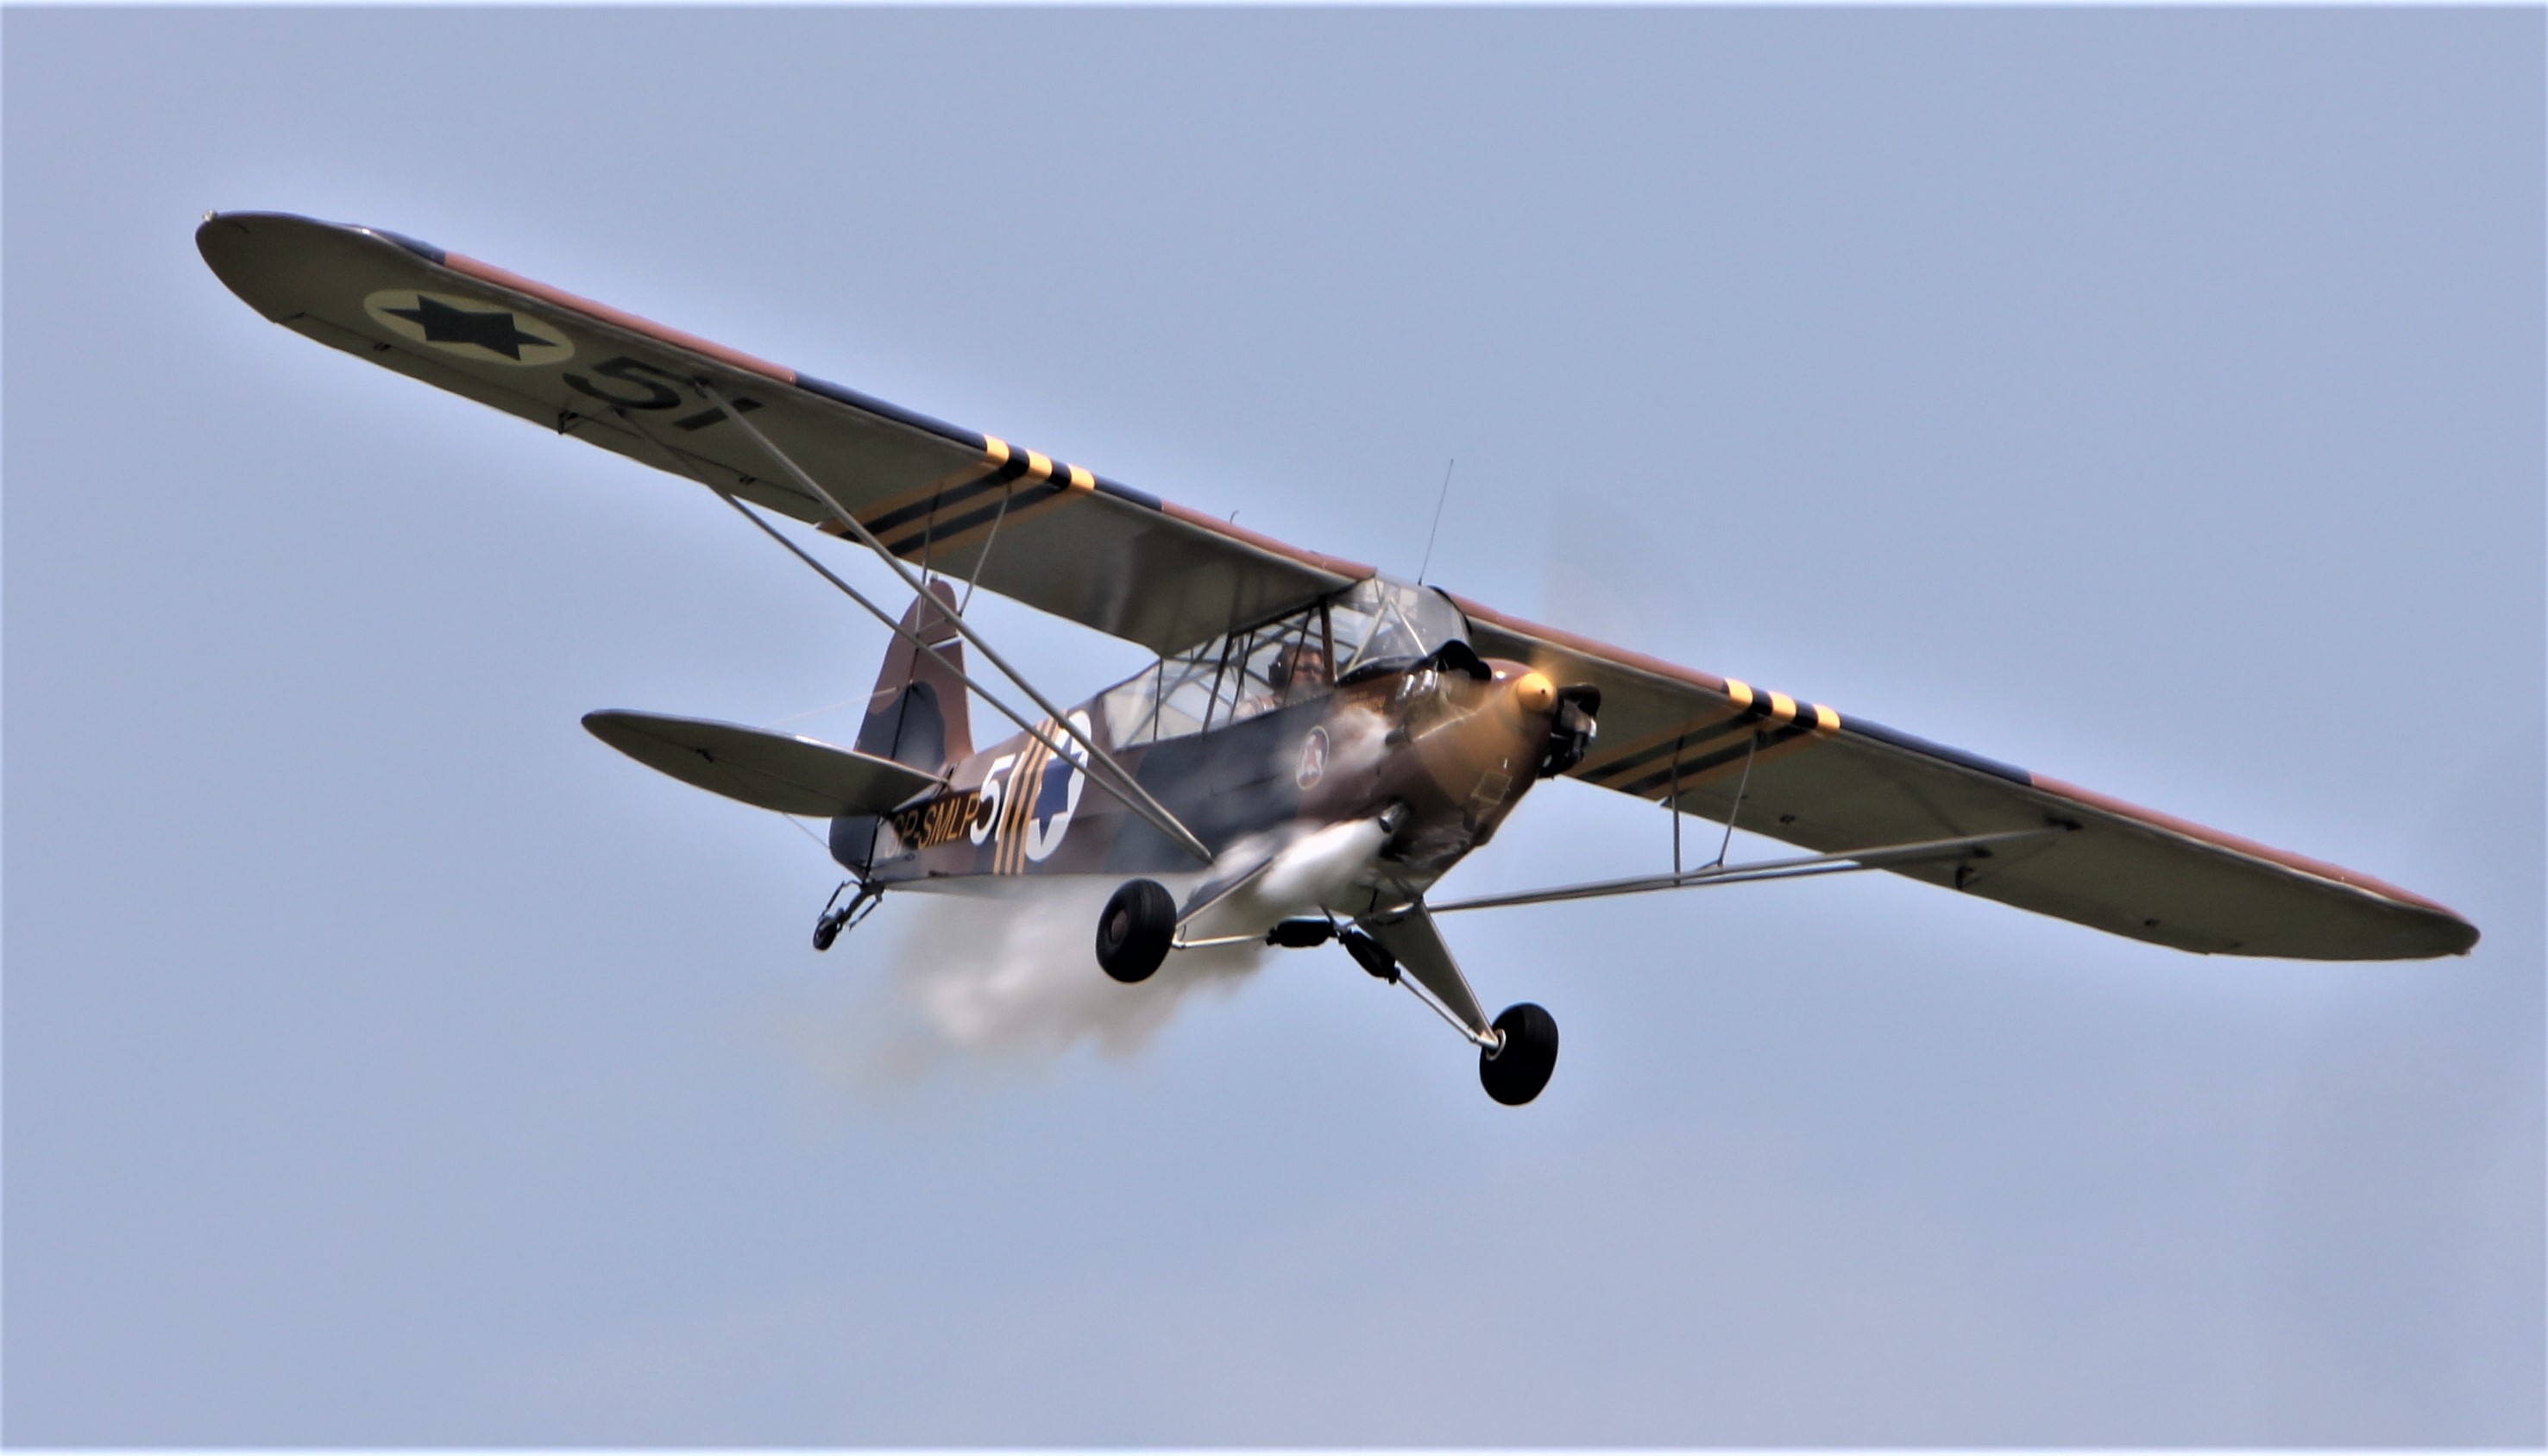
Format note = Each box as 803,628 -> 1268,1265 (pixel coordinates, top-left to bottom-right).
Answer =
5,7 -> 2541,1447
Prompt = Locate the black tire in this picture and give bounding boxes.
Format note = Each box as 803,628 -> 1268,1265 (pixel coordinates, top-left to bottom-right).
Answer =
1096,878 -> 1177,984
1479,1002 -> 1559,1106
812,916 -> 841,952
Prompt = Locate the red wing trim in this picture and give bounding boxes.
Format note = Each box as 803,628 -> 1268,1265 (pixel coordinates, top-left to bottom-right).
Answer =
438,249 -> 797,385
1447,593 -> 1730,695
2030,775 -> 2470,922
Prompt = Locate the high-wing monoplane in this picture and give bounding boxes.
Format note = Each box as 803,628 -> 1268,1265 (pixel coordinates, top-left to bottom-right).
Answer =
200,211 -> 2478,1105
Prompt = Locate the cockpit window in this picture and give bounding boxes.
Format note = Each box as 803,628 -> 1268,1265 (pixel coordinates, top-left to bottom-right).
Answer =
1100,599 -> 1335,748
1328,576 -> 1470,682
1094,576 -> 1467,749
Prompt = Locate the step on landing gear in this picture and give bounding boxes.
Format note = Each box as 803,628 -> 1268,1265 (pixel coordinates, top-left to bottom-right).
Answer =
1479,1002 -> 1559,1106
1095,878 -> 1178,983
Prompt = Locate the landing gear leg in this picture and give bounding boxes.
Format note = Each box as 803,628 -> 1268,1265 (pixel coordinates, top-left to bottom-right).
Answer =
812,880 -> 882,951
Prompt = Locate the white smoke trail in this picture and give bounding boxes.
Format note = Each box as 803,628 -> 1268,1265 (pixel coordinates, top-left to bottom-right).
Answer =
781,715 -> 1398,1089
789,874 -> 1265,1089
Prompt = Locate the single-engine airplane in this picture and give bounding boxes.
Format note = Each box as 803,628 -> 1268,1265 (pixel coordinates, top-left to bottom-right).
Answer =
200,210 -> 2478,1105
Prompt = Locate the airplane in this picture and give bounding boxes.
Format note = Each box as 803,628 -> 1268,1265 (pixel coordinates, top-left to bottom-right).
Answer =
198,210 -> 2479,1106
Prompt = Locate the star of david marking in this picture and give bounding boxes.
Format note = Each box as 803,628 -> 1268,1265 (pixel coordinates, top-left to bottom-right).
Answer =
381,295 -> 552,360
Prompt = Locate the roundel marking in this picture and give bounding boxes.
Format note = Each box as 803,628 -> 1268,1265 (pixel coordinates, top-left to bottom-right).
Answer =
362,290 -> 573,367
1023,712 -> 1094,863
1297,725 -> 1331,789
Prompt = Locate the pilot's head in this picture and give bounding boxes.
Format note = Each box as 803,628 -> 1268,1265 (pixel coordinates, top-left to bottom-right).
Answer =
1269,643 -> 1330,692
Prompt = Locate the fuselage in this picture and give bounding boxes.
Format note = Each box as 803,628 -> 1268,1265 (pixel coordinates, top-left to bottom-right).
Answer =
842,656 -> 1570,919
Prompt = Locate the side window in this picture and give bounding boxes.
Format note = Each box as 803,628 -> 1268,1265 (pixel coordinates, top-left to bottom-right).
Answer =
1099,641 -> 1232,748
1222,610 -> 1332,726
1095,603 -> 1333,745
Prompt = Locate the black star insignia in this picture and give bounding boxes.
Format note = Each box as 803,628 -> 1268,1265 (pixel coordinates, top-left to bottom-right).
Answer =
382,295 -> 552,360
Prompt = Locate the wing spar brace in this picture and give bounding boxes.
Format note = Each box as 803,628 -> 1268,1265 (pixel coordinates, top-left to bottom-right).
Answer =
621,385 -> 1215,864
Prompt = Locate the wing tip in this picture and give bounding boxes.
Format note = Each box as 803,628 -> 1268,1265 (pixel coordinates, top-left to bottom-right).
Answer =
2029,773 -> 2481,954
196,209 -> 449,324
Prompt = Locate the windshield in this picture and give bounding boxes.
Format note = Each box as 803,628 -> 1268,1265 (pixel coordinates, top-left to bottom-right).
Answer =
1327,576 -> 1470,681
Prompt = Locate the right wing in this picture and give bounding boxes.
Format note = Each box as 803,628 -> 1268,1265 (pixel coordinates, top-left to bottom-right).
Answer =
1457,598 -> 2477,962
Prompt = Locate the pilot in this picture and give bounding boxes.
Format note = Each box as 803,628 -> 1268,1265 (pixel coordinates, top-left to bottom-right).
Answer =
1267,643 -> 1331,704
1238,642 -> 1331,719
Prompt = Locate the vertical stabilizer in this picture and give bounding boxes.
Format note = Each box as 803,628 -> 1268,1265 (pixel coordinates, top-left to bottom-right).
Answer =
832,582 -> 972,874
856,581 -> 973,775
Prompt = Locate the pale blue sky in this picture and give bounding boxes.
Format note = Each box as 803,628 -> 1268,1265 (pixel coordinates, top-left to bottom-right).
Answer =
6,7 -> 2541,1445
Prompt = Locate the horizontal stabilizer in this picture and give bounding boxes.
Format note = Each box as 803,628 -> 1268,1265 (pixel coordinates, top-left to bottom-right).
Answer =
582,711 -> 941,818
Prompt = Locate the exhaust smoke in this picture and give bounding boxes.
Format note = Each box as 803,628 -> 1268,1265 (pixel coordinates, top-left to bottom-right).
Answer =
794,875 -> 1264,1087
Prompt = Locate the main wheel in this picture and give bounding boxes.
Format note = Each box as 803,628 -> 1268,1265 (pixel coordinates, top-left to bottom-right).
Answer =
1095,878 -> 1178,984
1479,1002 -> 1559,1106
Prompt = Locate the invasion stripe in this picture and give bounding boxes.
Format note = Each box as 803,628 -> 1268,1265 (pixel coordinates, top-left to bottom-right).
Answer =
1582,707 -> 1763,787
860,458 -> 1028,538
1000,734 -> 1051,875
881,479 -> 1078,559
853,441 -> 1023,524
899,485 -> 1086,560
1615,720 -> 1823,800
1019,736 -> 1056,873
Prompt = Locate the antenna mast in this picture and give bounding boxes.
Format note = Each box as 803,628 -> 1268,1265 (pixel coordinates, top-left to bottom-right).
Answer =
1417,458 -> 1456,585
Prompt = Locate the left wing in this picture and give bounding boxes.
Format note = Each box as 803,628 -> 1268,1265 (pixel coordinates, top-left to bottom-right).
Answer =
198,211 -> 1362,656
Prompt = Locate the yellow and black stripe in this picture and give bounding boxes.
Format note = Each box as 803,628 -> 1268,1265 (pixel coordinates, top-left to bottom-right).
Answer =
1576,680 -> 1840,802
821,436 -> 1097,564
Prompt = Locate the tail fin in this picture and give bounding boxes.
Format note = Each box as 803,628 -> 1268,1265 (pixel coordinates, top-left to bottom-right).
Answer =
831,583 -> 972,875
853,581 -> 972,776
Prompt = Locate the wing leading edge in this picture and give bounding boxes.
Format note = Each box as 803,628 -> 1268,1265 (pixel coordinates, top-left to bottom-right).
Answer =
203,210 -> 2476,961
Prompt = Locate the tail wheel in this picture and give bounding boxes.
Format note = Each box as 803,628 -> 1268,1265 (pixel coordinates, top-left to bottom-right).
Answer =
1479,1002 -> 1559,1105
1095,878 -> 1178,984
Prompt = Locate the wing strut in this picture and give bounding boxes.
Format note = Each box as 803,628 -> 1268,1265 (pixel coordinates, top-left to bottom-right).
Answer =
617,413 -> 1212,863
1429,826 -> 2072,914
695,382 -> 1212,865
